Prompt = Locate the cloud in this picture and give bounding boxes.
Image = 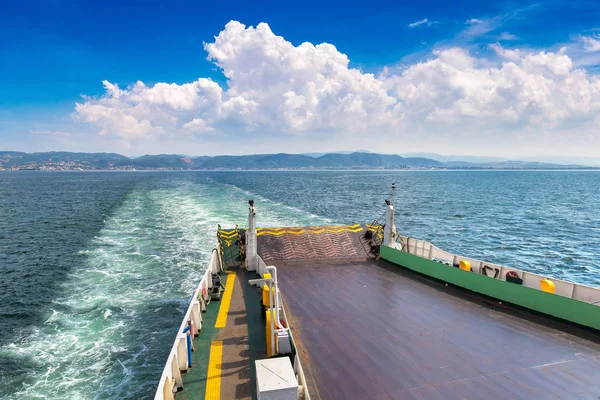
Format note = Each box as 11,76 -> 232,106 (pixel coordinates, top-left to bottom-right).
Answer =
498,32 -> 519,41
74,102 -> 164,139
29,130 -> 72,137
408,18 -> 437,28
384,46 -> 598,127
461,5 -> 538,41
74,21 -> 600,151
580,34 -> 600,52
76,21 -> 397,140
182,118 -> 215,132
461,18 -> 498,38
489,43 -> 521,61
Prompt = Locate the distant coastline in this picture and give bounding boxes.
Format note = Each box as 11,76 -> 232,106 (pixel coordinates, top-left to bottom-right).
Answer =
1,151 -> 597,171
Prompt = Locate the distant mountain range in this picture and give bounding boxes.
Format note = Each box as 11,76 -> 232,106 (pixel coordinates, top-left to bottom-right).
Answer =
401,152 -> 600,167
0,151 -> 597,170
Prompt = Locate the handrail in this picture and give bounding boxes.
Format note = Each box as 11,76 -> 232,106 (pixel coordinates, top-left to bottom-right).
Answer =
397,236 -> 600,306
154,248 -> 220,400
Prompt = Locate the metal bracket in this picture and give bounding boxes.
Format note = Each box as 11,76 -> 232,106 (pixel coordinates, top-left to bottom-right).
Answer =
249,278 -> 270,286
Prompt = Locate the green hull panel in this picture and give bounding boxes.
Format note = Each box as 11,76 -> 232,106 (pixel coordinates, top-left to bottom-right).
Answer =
380,245 -> 600,331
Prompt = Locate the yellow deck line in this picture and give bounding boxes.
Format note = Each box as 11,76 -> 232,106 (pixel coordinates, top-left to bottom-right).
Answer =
258,230 -> 287,236
204,340 -> 223,400
345,227 -> 364,232
257,226 -> 367,236
215,272 -> 236,328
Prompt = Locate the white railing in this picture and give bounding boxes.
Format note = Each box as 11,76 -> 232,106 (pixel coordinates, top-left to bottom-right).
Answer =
279,296 -> 311,400
154,248 -> 222,400
397,236 -> 600,305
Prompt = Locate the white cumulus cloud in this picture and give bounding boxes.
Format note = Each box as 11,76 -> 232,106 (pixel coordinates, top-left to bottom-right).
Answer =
73,21 -> 600,153
489,43 -> 521,61
385,46 -> 600,127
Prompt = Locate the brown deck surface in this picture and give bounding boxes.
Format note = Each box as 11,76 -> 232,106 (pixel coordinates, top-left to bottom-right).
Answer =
277,260 -> 600,400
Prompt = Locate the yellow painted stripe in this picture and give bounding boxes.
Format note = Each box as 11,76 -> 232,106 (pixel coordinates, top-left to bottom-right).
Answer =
346,227 -> 364,233
257,225 -> 367,235
366,224 -> 378,229
219,233 -> 237,239
215,272 -> 236,328
218,231 -> 237,238
258,230 -> 287,236
205,340 -> 223,400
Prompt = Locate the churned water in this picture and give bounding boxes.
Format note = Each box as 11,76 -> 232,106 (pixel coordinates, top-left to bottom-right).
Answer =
0,170 -> 599,399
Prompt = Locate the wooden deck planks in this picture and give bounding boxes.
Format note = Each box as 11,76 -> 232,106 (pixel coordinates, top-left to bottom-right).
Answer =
277,260 -> 600,400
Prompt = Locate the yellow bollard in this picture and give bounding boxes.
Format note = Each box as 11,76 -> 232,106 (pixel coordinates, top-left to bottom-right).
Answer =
459,260 -> 471,271
540,279 -> 555,293
265,309 -> 277,357
262,273 -> 272,306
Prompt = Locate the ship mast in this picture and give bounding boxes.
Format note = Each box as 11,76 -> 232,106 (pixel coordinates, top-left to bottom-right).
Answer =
383,183 -> 397,247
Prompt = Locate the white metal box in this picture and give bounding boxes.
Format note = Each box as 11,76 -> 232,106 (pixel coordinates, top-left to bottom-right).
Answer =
255,357 -> 298,400
276,330 -> 292,354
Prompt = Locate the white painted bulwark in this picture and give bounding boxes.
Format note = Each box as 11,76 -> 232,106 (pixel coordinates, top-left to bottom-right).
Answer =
383,204 -> 396,247
399,235 -> 600,306
191,300 -> 202,333
256,357 -> 299,400
257,256 -> 268,278
154,249 -> 220,400
247,204 -> 258,271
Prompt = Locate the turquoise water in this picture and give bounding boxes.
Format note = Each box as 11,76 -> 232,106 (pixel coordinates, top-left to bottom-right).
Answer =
0,170 -> 599,399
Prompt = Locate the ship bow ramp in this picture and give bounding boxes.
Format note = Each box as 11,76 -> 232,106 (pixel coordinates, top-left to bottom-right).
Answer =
257,224 -> 377,265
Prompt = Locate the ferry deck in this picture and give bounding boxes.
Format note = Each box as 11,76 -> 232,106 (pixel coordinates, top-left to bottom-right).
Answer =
155,203 -> 600,400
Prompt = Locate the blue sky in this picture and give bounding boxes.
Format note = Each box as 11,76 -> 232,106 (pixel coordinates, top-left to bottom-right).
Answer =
2,0 -> 600,157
